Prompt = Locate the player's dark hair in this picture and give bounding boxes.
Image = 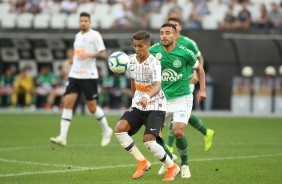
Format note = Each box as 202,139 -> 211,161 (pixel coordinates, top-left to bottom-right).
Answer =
161,23 -> 176,32
168,17 -> 181,25
133,30 -> 151,43
80,12 -> 90,19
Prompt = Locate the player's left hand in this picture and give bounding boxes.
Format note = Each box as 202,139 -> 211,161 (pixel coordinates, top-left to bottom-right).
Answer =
139,97 -> 148,109
197,89 -> 206,104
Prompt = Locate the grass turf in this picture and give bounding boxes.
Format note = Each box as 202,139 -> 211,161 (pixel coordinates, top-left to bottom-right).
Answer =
0,113 -> 281,183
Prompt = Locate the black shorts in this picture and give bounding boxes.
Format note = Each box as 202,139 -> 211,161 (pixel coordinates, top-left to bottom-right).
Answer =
64,77 -> 98,101
120,107 -> 166,136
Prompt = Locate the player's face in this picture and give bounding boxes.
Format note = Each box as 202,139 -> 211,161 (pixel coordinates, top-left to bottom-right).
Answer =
79,16 -> 91,32
133,39 -> 150,60
168,20 -> 182,33
160,27 -> 175,47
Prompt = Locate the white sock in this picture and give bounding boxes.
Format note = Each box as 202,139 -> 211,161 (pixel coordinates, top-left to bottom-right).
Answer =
115,132 -> 145,161
95,106 -> 110,132
144,141 -> 174,168
59,108 -> 72,139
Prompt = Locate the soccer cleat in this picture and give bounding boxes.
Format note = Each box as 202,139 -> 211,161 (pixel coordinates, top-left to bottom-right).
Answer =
163,163 -> 180,181
132,159 -> 151,179
50,136 -> 66,146
181,165 -> 191,178
101,128 -> 113,147
158,154 -> 177,175
204,129 -> 215,152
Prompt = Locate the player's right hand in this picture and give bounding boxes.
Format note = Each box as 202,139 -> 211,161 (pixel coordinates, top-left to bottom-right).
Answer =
139,97 -> 148,109
197,89 -> 206,104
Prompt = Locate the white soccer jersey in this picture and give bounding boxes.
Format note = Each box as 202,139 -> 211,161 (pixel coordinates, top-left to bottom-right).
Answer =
128,54 -> 166,111
69,29 -> 106,79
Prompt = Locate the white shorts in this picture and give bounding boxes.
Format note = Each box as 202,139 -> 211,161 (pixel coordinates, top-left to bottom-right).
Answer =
164,94 -> 193,126
189,84 -> 195,93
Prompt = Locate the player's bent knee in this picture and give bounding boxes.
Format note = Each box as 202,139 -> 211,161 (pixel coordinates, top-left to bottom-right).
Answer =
143,134 -> 156,143
88,106 -> 97,113
115,120 -> 131,133
173,129 -> 184,138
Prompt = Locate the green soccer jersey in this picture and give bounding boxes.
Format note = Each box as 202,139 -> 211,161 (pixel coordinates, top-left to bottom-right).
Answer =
177,35 -> 201,77
149,43 -> 198,100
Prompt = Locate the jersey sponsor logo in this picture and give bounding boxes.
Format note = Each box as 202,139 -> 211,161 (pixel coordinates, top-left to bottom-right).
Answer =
162,69 -> 183,82
156,53 -> 162,60
173,59 -> 181,68
74,48 -> 85,55
150,128 -> 157,131
135,83 -> 152,92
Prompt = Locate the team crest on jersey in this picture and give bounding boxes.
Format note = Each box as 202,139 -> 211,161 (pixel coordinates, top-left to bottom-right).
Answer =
173,60 -> 181,68
156,53 -> 162,60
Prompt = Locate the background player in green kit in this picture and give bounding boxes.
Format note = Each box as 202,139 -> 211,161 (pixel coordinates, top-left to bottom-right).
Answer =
165,17 -> 215,154
149,23 -> 207,178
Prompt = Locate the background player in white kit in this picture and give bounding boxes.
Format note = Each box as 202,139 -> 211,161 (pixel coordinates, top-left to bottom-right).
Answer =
50,12 -> 113,147
115,30 -> 180,181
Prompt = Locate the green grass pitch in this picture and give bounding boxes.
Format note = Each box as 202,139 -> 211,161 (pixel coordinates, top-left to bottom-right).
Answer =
0,113 -> 281,184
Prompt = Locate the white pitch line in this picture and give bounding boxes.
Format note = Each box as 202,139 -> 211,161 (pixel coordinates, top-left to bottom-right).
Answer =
0,158 -> 87,169
1,142 -> 282,152
0,153 -> 282,178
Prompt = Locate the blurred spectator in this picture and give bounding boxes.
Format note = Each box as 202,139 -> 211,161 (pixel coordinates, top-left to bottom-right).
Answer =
194,0 -> 210,16
26,0 -> 41,14
0,67 -> 16,107
218,0 -> 233,6
183,4 -> 202,29
237,1 -> 251,29
144,0 -> 162,13
269,2 -> 282,29
60,0 -> 77,15
167,0 -> 183,20
35,65 -> 56,109
78,0 -> 91,4
112,2 -> 136,29
10,0 -> 28,14
131,0 -> 150,28
11,67 -> 34,108
252,3 -> 273,29
219,5 -> 237,29
39,0 -> 54,14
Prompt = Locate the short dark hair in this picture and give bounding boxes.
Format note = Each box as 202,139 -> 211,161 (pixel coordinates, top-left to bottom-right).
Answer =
133,30 -> 151,43
80,12 -> 90,19
168,17 -> 182,25
161,23 -> 177,32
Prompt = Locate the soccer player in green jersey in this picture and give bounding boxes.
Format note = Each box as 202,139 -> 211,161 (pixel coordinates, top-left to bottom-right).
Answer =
149,23 -> 207,178
165,17 -> 215,154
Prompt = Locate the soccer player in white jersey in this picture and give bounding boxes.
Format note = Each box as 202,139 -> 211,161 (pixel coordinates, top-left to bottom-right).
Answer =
115,30 -> 180,181
50,12 -> 113,147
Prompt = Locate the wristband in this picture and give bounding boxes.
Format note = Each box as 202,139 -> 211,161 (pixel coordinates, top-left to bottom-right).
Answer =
143,93 -> 150,100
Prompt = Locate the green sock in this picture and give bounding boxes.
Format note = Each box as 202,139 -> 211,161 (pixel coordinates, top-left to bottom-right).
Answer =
188,114 -> 207,135
156,136 -> 173,159
176,136 -> 188,166
167,121 -> 175,147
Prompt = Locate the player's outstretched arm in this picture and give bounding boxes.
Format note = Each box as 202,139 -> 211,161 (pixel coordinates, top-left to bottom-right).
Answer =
194,64 -> 206,103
